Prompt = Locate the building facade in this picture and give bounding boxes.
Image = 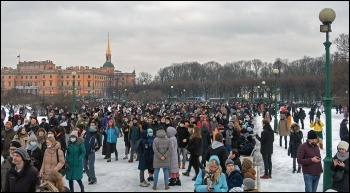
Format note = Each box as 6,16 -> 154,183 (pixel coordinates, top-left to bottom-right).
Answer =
1,34 -> 136,99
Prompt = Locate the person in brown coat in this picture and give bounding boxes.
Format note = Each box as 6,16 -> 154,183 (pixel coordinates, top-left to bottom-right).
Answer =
40,136 -> 65,177
242,158 -> 256,180
277,114 -> 289,149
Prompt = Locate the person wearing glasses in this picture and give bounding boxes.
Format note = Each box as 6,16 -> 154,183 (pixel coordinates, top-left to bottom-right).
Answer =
1,141 -> 21,191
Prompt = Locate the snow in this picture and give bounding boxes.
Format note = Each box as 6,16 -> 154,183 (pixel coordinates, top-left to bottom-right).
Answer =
1,106 -> 347,192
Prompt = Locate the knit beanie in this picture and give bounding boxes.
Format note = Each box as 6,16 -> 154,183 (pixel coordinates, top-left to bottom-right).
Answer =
28,133 -> 37,141
70,130 -> 79,138
228,122 -> 234,128
338,141 -> 349,151
10,140 -> 22,148
307,130 -> 318,139
13,147 -> 31,161
243,178 -> 255,190
225,159 -> 234,167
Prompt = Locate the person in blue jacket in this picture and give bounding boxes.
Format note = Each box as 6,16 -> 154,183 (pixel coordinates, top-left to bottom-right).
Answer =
194,155 -> 228,192
105,119 -> 119,162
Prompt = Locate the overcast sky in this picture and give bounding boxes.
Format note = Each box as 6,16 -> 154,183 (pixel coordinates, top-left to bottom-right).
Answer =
1,1 -> 349,77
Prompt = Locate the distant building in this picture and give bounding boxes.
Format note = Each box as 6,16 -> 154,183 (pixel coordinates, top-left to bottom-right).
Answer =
1,34 -> 136,98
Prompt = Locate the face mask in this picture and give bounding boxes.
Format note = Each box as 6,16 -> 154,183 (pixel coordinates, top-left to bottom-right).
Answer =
30,141 -> 37,146
179,123 -> 184,127
89,126 -> 95,131
70,138 -> 76,143
148,133 -> 153,137
48,134 -> 54,138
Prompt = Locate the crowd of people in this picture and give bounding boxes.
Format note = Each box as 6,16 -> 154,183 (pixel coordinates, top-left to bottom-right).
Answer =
1,100 -> 349,192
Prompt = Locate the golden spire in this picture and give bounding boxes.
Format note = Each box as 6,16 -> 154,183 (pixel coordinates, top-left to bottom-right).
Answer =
106,33 -> 111,55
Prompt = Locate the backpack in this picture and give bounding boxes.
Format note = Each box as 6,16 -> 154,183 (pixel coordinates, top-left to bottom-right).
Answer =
194,169 -> 206,192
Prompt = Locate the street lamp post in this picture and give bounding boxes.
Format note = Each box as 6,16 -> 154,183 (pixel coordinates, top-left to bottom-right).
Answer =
262,81 -> 265,105
125,89 -> 127,101
319,8 -> 336,191
71,71 -> 77,114
170,86 -> 173,102
183,89 -> 186,102
273,69 -> 279,133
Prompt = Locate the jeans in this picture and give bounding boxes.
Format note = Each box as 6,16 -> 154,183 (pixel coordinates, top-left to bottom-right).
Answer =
262,154 -> 272,175
83,153 -> 96,181
178,147 -> 188,164
224,145 -> 232,154
303,174 -> 320,192
129,140 -> 138,161
153,168 -> 169,185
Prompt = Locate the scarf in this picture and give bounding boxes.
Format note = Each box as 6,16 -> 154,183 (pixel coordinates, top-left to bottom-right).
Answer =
337,152 -> 349,162
26,143 -> 38,151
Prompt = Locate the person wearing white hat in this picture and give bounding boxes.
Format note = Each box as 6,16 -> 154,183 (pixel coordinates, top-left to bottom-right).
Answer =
330,141 -> 349,192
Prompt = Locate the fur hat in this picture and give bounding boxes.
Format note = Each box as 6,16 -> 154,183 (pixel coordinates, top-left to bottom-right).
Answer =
243,178 -> 255,190
13,147 -> 31,161
225,159 -> 234,167
10,140 -> 22,148
338,141 -> 349,151
214,133 -> 223,143
36,182 -> 59,192
307,130 -> 318,139
70,130 -> 79,138
28,133 -> 37,141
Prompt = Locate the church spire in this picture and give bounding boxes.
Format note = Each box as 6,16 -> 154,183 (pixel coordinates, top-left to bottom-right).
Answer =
106,33 -> 111,62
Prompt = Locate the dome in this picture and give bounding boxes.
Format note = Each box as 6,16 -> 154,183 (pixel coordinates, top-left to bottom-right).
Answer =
103,61 -> 114,68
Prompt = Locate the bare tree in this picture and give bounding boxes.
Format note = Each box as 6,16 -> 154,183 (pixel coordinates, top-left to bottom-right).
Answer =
136,72 -> 153,85
333,33 -> 349,61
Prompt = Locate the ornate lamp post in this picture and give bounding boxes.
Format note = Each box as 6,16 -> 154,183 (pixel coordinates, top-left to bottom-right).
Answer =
273,68 -> 279,133
170,85 -> 173,102
183,89 -> 186,102
319,7 -> 336,191
262,81 -> 265,105
71,71 -> 77,114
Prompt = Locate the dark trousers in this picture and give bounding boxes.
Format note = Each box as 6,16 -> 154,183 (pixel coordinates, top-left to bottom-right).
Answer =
279,136 -> 287,148
300,118 -> 305,129
190,155 -> 200,178
106,142 -> 117,158
69,179 -> 83,192
186,155 -> 204,172
102,133 -> 107,156
262,154 -> 272,176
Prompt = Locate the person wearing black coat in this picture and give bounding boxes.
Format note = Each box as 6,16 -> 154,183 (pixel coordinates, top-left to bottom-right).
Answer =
186,126 -> 203,181
5,148 -> 40,192
339,119 -> 349,140
293,110 -> 300,125
39,118 -> 50,133
289,123 -> 303,173
200,125 -> 211,167
176,122 -> 190,169
26,134 -> 44,172
238,136 -> 256,156
255,119 -> 274,179
204,132 -> 228,173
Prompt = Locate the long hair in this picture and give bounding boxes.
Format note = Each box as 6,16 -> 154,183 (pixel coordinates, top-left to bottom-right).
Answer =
190,126 -> 202,140
205,159 -> 222,184
42,170 -> 65,192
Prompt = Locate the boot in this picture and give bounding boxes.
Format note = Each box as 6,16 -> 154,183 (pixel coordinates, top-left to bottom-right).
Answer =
80,184 -> 85,192
175,177 -> 181,186
147,176 -> 153,181
181,163 -> 186,169
165,185 -> 170,190
107,158 -> 111,162
178,162 -> 181,168
292,167 -> 296,173
115,152 -> 118,161
182,171 -> 190,176
152,185 -> 157,190
123,155 -> 128,160
168,178 -> 176,186
260,174 -> 269,179
297,165 -> 301,173
104,155 -> 110,159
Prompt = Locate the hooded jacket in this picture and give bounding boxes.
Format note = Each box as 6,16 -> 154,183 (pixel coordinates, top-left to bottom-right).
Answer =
152,130 -> 171,169
5,159 -> 39,192
166,127 -> 179,173
40,141 -> 65,175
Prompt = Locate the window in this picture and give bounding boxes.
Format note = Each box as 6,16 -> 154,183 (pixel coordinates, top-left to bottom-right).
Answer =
9,76 -> 11,79
61,76 -> 63,78
42,81 -> 45,86
50,75 -> 52,78
43,75 -> 45,78
21,76 -> 23,79
67,75 -> 69,78
78,75 -> 80,78
88,82 -> 90,87
26,76 -> 28,79
30,76 -> 32,79
88,75 -> 90,78
67,81 -> 69,86
50,81 -> 52,86
8,81 -> 11,86
78,82 -> 80,86
61,82 -> 63,86
35,82 -> 37,86
35,76 -> 37,78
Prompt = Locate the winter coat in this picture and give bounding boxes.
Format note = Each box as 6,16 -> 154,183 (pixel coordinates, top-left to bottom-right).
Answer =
129,125 -> 140,141
187,137 -> 203,156
293,112 -> 300,123
55,132 -> 66,153
122,125 -> 130,146
1,156 -> 13,191
105,126 -> 119,143
138,130 -> 154,171
65,137 -> 86,180
277,118 -> 289,136
201,126 -> 212,155
339,122 -> 349,140
239,140 -> 255,156
152,130 -> 171,169
176,126 -> 190,148
226,170 -> 243,191
330,154 -> 349,192
256,124 -> 274,155
40,141 -> 65,175
222,128 -> 239,149
39,122 -> 50,133
297,140 -> 323,176
310,121 -> 324,132
204,141 -> 228,173
5,160 -> 39,192
166,127 -> 179,174
27,146 -> 44,172
28,124 -> 39,135
242,166 -> 256,180
194,156 -> 228,192
1,128 -> 16,158
13,134 -> 29,149
289,123 -> 303,158
83,130 -> 101,155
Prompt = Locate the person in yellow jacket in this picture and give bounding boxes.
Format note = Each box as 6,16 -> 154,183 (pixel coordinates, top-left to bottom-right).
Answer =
309,117 -> 324,149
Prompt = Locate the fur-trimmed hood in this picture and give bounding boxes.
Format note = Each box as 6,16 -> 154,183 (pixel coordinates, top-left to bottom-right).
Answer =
290,123 -> 300,132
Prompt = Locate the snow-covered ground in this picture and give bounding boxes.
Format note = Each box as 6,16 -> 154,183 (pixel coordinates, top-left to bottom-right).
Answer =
1,106 -> 347,192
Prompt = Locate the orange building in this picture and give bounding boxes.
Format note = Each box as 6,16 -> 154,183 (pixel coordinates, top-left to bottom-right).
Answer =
1,34 -> 135,98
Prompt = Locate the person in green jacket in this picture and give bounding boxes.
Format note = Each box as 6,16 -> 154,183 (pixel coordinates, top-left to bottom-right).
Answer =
66,130 -> 86,192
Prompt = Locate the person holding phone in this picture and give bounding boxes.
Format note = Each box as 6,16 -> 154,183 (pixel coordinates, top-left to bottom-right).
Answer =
297,130 -> 323,192
330,141 -> 349,192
